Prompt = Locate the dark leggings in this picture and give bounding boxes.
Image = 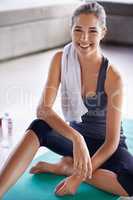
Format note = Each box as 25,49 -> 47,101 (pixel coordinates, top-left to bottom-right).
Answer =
26,119 -> 133,196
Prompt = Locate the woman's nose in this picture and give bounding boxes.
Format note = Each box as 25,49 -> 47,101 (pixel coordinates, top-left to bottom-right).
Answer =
80,32 -> 89,42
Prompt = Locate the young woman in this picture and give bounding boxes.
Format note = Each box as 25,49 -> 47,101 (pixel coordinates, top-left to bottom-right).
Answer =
0,2 -> 133,198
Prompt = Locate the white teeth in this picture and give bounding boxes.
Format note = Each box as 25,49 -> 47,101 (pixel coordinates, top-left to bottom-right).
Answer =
80,45 -> 90,48
79,44 -> 93,48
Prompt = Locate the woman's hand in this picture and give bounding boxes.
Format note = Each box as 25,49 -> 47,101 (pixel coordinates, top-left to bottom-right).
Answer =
73,134 -> 92,180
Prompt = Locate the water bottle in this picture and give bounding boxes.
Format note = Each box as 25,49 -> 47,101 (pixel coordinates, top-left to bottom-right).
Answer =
1,113 -> 13,148
0,118 -> 3,144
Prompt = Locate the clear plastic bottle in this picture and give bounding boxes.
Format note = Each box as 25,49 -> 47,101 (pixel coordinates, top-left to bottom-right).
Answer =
0,118 -> 3,144
1,113 -> 13,148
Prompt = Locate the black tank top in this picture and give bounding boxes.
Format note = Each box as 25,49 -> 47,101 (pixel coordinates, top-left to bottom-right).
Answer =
70,56 -> 126,141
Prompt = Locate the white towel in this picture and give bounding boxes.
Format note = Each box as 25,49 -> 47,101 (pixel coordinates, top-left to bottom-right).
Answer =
61,42 -> 88,122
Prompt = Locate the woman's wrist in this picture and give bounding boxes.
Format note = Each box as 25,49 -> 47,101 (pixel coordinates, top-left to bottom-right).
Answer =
71,131 -> 84,144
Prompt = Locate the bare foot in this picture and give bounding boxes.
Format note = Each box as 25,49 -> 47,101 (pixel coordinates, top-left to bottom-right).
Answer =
30,161 -> 55,174
55,174 -> 82,196
29,156 -> 73,175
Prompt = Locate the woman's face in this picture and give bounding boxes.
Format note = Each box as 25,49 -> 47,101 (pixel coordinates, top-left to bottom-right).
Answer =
71,13 -> 106,57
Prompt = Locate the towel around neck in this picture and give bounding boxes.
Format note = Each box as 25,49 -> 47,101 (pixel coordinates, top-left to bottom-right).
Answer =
61,42 -> 88,122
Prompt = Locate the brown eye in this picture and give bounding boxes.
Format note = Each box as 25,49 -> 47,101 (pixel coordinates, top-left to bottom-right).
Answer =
90,30 -> 98,33
74,29 -> 82,32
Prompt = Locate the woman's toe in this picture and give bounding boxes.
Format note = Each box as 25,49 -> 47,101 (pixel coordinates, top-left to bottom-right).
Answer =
29,164 -> 42,174
29,167 -> 39,174
55,178 -> 76,196
55,181 -> 68,196
55,181 -> 66,193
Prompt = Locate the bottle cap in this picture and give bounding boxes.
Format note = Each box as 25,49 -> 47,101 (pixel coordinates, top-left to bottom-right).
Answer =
0,118 -> 2,126
4,113 -> 9,117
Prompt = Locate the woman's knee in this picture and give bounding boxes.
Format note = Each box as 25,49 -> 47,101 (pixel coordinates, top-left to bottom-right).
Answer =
26,119 -> 52,146
24,129 -> 40,148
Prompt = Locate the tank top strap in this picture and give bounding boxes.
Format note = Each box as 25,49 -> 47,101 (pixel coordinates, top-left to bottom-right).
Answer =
96,56 -> 109,93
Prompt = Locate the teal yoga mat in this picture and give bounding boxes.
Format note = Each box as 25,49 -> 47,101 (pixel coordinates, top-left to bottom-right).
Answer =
3,119 -> 133,200
3,151 -> 119,200
123,119 -> 133,154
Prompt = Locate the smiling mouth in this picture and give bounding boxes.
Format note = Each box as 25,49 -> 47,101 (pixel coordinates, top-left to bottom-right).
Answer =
79,43 -> 93,49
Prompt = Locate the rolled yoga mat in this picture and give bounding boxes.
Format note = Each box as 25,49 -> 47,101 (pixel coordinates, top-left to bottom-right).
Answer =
3,119 -> 133,200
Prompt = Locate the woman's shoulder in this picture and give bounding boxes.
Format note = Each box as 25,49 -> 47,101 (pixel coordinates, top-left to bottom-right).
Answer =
46,50 -> 63,83
49,50 -> 63,70
53,50 -> 63,58
107,64 -> 122,80
105,63 -> 123,93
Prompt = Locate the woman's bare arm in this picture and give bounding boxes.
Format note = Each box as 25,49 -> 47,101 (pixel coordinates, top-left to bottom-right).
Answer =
36,51 -> 80,142
37,50 -> 92,179
91,65 -> 123,173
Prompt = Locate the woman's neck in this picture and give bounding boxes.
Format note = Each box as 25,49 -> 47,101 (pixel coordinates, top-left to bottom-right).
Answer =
78,51 -> 103,72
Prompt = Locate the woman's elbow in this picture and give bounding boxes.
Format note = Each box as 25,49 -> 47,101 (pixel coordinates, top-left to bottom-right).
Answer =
36,106 -> 52,119
111,142 -> 119,153
105,139 -> 119,154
